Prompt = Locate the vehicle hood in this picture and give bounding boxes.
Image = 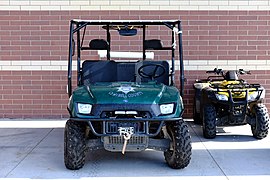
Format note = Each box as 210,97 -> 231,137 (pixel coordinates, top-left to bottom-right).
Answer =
72,82 -> 180,105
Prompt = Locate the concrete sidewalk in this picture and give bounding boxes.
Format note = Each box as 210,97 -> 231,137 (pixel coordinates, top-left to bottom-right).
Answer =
0,119 -> 270,180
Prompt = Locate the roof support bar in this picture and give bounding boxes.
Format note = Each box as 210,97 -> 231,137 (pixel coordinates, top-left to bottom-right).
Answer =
68,21 -> 74,97
178,21 -> 185,97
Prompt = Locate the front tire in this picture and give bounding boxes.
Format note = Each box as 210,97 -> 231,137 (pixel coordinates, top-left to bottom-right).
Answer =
64,120 -> 87,170
251,104 -> 269,139
203,104 -> 217,139
164,120 -> 192,169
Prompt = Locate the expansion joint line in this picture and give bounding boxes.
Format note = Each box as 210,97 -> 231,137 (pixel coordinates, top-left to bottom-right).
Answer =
5,128 -> 54,178
189,123 -> 229,180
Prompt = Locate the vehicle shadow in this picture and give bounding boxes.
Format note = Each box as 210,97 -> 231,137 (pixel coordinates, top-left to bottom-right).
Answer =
187,121 -> 259,143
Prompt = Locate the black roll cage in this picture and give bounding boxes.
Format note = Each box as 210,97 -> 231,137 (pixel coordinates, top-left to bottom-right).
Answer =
67,19 -> 185,97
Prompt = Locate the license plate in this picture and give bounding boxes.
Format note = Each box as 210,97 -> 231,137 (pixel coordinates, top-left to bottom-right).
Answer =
118,127 -> 134,136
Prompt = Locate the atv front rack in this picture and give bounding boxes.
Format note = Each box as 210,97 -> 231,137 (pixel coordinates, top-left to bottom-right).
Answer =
214,87 -> 264,104
213,88 -> 264,121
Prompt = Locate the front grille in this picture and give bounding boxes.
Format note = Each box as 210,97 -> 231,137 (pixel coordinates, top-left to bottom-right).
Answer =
91,104 -> 159,118
103,135 -> 149,152
101,111 -> 151,119
232,98 -> 246,102
232,105 -> 246,116
106,135 -> 148,145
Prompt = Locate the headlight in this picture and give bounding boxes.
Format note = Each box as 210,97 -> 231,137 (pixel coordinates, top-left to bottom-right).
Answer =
160,104 -> 174,114
77,103 -> 92,114
248,92 -> 258,101
215,94 -> 228,101
248,91 -> 259,101
260,89 -> 266,99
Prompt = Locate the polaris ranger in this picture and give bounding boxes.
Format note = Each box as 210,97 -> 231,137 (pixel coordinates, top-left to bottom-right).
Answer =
65,19 -> 191,170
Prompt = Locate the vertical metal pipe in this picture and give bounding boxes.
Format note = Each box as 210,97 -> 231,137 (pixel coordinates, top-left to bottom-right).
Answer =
68,20 -> 74,97
178,21 -> 185,97
171,24 -> 175,86
143,25 -> 146,60
106,24 -> 111,60
76,23 -> 81,86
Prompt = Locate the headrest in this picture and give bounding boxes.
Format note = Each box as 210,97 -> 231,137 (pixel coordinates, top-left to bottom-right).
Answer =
144,39 -> 163,49
89,39 -> 108,50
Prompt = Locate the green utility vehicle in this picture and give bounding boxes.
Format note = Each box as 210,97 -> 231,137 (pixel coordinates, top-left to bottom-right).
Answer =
65,20 -> 191,170
193,68 -> 269,139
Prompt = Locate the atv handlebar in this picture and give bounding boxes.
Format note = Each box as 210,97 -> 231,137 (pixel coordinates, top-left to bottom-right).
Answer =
238,69 -> 251,75
206,68 -> 223,75
206,68 -> 251,82
206,68 -> 251,76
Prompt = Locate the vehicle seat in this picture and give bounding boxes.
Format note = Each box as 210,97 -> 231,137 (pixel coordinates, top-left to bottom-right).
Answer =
81,60 -> 169,85
225,71 -> 238,81
82,61 -> 136,85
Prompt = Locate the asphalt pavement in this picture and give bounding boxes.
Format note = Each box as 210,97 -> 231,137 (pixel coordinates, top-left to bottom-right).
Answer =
0,119 -> 269,180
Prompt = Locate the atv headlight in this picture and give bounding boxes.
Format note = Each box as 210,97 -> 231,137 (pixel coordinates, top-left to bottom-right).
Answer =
77,103 -> 92,114
160,104 -> 174,115
260,89 -> 266,99
248,91 -> 259,101
215,94 -> 228,101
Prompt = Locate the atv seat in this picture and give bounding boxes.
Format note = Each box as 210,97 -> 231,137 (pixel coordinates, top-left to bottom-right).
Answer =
82,60 -> 169,85
225,71 -> 239,81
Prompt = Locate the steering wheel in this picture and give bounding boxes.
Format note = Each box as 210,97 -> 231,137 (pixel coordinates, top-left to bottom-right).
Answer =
138,64 -> 166,80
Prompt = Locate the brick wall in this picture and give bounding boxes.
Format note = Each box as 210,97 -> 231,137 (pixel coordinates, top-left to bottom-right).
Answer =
0,9 -> 270,119
0,71 -> 67,118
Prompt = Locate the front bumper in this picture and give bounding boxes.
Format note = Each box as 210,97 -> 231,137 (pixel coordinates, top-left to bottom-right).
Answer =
69,117 -> 182,137
212,89 -> 263,125
69,102 -> 184,137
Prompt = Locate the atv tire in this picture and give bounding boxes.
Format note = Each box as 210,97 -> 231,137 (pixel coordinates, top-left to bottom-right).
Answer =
251,104 -> 269,139
193,98 -> 202,125
203,104 -> 217,139
164,120 -> 192,169
64,120 -> 87,170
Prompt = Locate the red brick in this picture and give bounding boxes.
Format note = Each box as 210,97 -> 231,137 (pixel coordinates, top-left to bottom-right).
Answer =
209,21 -> 228,26
189,10 -> 209,16
219,35 -> 238,41
229,21 -> 247,26
218,46 -> 237,51
248,21 -> 267,26
248,11 -> 268,16
218,55 -> 237,60
0,11 -> 10,16
238,36 -> 258,41
209,41 -> 228,46
248,41 -> 268,46
199,15 -> 219,21
238,55 -> 257,60
228,50 -> 247,55
219,15 -> 238,21
248,51 -> 267,55
258,16 -> 270,21
257,56 -> 270,60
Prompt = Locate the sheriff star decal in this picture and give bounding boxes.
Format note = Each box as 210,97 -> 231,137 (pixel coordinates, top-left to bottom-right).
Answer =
117,85 -> 135,94
108,85 -> 143,98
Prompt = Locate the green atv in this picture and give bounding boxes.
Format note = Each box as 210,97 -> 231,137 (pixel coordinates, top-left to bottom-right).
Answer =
193,68 -> 269,139
65,19 -> 191,170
